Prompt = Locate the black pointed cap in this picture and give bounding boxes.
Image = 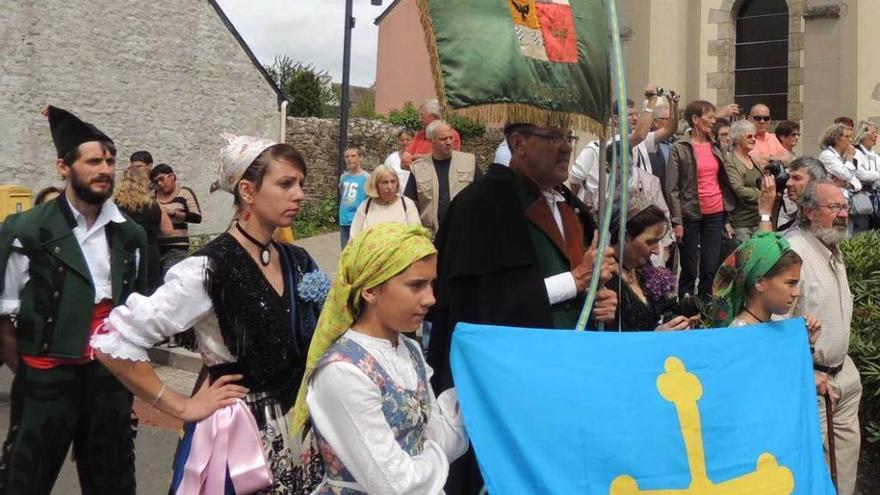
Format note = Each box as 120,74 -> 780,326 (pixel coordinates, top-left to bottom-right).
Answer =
46,105 -> 113,158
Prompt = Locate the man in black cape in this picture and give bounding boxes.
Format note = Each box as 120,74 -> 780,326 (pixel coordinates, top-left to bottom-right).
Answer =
427,123 -> 619,494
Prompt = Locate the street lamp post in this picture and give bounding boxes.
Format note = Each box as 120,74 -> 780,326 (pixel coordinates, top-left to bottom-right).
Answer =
337,0 -> 356,182
338,0 -> 383,179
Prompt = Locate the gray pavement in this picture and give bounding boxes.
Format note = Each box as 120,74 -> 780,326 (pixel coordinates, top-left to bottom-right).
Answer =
296,231 -> 342,276
0,364 -> 199,494
0,232 -> 341,494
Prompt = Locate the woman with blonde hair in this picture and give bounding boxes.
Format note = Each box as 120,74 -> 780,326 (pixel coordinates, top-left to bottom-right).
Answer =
348,164 -> 420,242
114,165 -> 173,294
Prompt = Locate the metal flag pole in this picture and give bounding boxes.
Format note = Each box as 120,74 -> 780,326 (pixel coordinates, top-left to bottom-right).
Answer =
575,0 -> 631,331
337,0 -> 355,206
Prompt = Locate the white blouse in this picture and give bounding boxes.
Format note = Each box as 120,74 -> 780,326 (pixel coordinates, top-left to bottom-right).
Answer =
91,256 -> 235,365
306,330 -> 468,495
818,147 -> 862,192
854,145 -> 880,186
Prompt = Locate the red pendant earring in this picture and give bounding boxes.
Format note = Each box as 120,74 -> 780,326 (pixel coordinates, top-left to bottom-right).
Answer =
243,210 -> 252,221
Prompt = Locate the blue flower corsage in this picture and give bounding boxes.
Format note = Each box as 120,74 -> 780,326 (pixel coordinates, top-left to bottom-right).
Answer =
298,271 -> 331,304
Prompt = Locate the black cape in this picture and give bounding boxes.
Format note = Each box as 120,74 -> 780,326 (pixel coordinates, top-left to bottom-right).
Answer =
426,163 -> 596,494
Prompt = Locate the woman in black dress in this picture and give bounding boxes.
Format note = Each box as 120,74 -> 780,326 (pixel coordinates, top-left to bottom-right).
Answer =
94,137 -> 328,494
114,165 -> 173,294
605,200 -> 693,332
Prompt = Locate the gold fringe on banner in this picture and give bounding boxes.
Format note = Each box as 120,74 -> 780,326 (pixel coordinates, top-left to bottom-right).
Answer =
416,0 -> 607,138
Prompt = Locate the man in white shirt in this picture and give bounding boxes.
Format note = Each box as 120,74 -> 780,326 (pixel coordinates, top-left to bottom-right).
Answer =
0,106 -> 146,494
788,180 -> 861,495
570,85 -> 678,208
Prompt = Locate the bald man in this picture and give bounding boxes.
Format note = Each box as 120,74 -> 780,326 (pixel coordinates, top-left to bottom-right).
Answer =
748,103 -> 793,167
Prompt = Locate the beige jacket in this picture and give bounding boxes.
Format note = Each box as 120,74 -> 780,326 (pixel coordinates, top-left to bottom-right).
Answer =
410,151 -> 477,235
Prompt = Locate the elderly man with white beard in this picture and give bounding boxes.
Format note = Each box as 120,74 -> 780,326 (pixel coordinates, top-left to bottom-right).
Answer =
787,180 -> 861,495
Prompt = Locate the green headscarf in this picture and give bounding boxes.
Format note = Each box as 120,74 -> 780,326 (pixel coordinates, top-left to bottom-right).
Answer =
291,222 -> 437,434
707,232 -> 793,327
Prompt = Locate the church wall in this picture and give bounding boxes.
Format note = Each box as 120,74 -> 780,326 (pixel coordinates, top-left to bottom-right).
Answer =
0,0 -> 280,234
852,0 -> 880,127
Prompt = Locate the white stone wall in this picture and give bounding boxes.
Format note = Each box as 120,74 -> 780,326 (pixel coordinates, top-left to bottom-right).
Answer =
0,0 -> 281,234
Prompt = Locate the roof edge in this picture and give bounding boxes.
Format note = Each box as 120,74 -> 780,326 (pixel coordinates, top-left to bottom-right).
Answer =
208,0 -> 286,109
374,0 -> 404,25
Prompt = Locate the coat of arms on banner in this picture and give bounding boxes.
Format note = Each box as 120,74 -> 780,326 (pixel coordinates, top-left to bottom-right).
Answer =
508,0 -> 579,63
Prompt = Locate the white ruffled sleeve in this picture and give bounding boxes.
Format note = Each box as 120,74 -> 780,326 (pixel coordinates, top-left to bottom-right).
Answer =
425,387 -> 469,463
91,256 -> 214,361
307,362 -> 451,495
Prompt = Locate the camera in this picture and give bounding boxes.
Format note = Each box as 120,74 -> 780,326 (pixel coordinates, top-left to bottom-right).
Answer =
653,87 -> 681,103
755,159 -> 789,190
658,292 -> 703,324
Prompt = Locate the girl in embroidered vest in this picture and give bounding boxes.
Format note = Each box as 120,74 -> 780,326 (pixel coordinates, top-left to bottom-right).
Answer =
92,135 -> 328,494
291,223 -> 468,494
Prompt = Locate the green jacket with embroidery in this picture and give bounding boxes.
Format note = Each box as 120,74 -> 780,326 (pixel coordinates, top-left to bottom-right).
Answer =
0,196 -> 147,358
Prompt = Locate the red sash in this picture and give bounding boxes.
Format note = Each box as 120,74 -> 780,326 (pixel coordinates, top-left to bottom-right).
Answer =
22,300 -> 113,370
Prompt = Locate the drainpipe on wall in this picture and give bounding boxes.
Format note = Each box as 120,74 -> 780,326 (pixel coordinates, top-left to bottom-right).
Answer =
280,100 -> 289,143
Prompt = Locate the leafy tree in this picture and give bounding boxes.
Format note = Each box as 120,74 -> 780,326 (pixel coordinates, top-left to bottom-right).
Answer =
350,88 -> 381,120
265,56 -> 335,118
841,231 -> 880,492
388,101 -> 486,139
387,101 -> 421,130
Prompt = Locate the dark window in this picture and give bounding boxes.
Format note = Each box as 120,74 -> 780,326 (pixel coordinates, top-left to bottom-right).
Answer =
734,0 -> 789,119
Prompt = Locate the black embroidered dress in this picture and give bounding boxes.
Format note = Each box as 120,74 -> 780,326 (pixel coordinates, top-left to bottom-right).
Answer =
94,233 -> 323,495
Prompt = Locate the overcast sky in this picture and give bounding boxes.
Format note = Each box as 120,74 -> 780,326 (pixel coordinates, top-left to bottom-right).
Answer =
215,0 -> 387,88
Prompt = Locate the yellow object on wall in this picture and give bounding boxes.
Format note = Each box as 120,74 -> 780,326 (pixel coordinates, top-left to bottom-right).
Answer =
274,226 -> 295,245
0,185 -> 33,223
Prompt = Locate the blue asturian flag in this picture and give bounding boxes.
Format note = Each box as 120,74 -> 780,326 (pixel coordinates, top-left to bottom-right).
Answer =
450,319 -> 834,494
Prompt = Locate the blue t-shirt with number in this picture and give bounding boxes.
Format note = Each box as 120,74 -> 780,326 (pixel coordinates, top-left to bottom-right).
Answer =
338,170 -> 370,226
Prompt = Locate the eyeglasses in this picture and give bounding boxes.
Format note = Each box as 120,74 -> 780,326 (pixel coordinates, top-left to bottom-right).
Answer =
751,115 -> 772,122
523,131 -> 579,146
151,174 -> 170,184
818,203 -> 849,214
744,134 -> 756,139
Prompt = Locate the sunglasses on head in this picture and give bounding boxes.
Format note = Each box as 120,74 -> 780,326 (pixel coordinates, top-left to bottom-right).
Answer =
751,115 -> 771,122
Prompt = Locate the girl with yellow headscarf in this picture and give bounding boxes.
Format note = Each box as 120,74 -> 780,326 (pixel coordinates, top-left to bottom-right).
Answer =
292,222 -> 469,494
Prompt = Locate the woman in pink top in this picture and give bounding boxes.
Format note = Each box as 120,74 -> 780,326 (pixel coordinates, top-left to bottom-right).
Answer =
666,100 -> 736,303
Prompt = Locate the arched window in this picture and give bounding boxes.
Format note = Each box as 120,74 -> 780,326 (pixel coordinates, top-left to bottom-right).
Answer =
734,0 -> 789,119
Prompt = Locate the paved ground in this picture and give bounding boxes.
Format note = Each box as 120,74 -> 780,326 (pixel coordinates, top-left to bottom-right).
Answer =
0,364 -> 199,494
296,231 -> 342,276
0,232 -> 341,494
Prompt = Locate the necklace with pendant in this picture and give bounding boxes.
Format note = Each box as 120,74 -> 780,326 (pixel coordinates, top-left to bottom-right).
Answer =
235,222 -> 271,266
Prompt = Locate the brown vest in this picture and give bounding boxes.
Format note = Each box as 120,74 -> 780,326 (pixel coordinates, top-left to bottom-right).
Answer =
411,151 -> 477,235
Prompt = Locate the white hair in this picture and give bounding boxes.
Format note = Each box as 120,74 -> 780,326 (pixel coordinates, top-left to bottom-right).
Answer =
421,98 -> 443,118
426,119 -> 450,140
729,119 -> 756,146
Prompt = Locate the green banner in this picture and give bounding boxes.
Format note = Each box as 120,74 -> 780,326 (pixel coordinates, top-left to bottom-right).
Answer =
418,0 -> 611,133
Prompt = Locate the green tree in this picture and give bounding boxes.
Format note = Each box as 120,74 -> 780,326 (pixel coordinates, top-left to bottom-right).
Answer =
388,101 -> 486,139
265,56 -> 335,118
350,88 -> 381,120
387,101 -> 421,130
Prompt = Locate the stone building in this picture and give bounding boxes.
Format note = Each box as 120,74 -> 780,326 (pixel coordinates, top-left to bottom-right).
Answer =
375,0 -> 880,153
1,0 -> 285,234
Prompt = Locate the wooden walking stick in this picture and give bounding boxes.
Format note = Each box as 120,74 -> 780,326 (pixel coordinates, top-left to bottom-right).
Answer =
823,390 -> 838,491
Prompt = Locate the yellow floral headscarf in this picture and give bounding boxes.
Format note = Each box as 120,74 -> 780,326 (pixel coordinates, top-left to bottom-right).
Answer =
291,222 -> 437,434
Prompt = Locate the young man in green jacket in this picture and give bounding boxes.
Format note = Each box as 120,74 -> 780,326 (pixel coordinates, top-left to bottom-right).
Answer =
0,106 -> 147,494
